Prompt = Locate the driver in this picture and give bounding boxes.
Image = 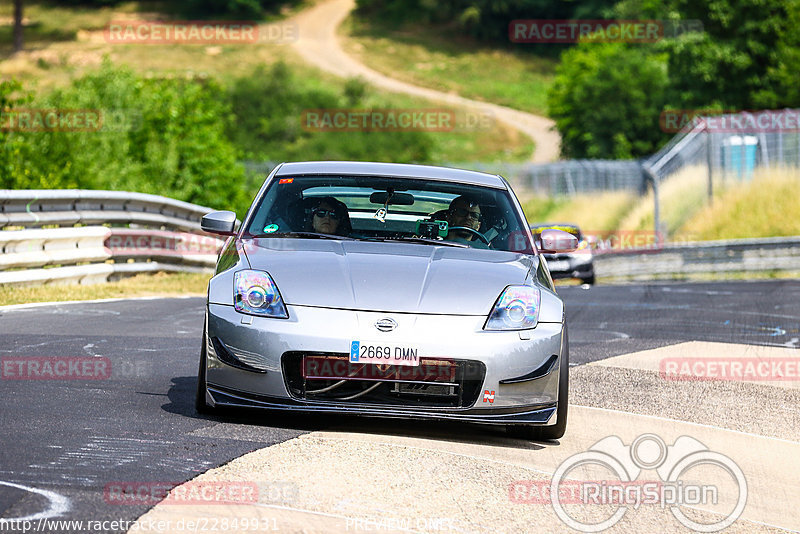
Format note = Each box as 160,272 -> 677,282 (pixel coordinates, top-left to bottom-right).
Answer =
308,196 -> 352,236
445,195 -> 488,248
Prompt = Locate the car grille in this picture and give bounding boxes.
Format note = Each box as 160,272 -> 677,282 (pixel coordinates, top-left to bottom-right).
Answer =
282,352 -> 486,408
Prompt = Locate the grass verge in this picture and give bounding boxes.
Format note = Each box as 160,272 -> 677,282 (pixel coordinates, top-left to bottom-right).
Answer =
677,169 -> 800,240
1,4 -> 532,163
598,270 -> 800,284
520,191 -> 637,232
340,16 -> 555,115
0,272 -> 210,307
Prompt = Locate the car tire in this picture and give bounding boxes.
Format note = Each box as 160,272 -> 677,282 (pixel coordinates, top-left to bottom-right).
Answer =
582,274 -> 595,285
508,326 -> 569,441
195,329 -> 216,415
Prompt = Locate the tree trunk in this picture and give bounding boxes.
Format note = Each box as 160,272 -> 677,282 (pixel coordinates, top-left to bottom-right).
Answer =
13,0 -> 24,53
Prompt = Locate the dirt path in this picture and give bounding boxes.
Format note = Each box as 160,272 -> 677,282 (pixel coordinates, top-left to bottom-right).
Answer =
289,0 -> 561,163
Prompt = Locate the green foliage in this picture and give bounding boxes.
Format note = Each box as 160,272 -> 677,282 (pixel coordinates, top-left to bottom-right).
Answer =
548,0 -> 800,158
548,43 -> 669,159
226,62 -> 432,163
1,62 -> 250,214
663,0 -> 799,109
171,0 -> 302,19
0,79 -> 37,189
2,61 -> 436,217
354,0 -> 616,46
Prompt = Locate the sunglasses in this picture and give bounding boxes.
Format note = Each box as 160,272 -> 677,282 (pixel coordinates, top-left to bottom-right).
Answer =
452,207 -> 482,222
313,208 -> 340,220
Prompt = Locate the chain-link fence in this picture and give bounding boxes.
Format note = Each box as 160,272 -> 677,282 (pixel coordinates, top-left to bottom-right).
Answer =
645,109 -> 800,184
242,109 -> 800,198
456,109 -> 800,196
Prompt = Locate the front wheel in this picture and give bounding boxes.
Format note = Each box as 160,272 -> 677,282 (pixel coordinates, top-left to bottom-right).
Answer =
195,329 -> 216,415
508,327 -> 569,441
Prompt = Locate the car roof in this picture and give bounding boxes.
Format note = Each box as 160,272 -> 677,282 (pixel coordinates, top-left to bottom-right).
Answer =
274,161 -> 508,189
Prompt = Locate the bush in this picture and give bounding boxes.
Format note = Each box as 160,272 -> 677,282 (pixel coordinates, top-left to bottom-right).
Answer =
3,61 -> 436,217
1,61 -> 251,214
171,0 -> 303,19
548,43 -> 670,159
226,62 -> 433,163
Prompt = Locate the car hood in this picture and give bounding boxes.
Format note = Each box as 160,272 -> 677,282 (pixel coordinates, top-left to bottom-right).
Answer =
242,238 -> 535,315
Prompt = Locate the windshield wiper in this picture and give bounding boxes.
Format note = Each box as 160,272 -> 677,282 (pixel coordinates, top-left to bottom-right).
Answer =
250,232 -> 355,240
359,236 -> 468,248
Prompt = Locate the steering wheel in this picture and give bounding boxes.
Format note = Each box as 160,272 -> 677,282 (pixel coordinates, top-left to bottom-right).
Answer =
448,226 -> 491,245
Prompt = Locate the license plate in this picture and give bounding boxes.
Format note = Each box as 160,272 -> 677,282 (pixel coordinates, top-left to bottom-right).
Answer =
350,341 -> 420,367
546,260 -> 570,271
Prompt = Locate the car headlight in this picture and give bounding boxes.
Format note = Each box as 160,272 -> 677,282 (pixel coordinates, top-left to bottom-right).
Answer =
234,270 -> 288,318
484,285 -> 540,331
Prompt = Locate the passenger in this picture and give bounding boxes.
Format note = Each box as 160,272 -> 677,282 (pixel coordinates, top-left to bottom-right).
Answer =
308,196 -> 352,236
445,195 -> 488,248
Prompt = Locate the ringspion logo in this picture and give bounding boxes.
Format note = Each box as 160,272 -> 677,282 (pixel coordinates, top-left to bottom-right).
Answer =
512,434 -> 747,532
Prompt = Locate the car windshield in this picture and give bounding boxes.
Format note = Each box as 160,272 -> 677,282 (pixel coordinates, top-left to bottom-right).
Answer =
242,175 -> 534,253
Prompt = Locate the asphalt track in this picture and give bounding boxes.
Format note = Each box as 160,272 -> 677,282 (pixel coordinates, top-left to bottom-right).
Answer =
1,280 -> 799,533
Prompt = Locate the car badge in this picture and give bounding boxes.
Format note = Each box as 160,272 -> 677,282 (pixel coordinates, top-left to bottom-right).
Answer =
375,318 -> 397,332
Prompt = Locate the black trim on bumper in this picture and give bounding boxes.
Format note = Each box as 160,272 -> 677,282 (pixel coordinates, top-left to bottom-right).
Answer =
206,384 -> 557,426
499,354 -> 559,384
211,337 -> 267,374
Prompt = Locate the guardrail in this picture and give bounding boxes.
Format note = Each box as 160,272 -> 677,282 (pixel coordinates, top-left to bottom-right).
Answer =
0,189 -> 213,231
593,236 -> 800,279
4,190 -> 798,286
0,190 -> 227,286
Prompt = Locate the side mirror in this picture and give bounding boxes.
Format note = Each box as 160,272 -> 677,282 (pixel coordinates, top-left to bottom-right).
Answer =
201,210 -> 238,236
538,229 -> 578,253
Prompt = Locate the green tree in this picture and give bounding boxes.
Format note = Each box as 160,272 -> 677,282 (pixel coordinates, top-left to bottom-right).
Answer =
548,42 -> 669,158
664,0 -> 799,109
3,62 -> 250,213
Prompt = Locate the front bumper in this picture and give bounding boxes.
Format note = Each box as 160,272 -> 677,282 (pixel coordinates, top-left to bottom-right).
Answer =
204,303 -> 565,426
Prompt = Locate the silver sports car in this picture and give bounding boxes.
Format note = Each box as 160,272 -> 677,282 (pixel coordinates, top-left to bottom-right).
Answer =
197,161 -> 577,440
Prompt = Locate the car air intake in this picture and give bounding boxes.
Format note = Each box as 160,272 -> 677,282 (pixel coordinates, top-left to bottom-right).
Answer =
282,352 -> 485,408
